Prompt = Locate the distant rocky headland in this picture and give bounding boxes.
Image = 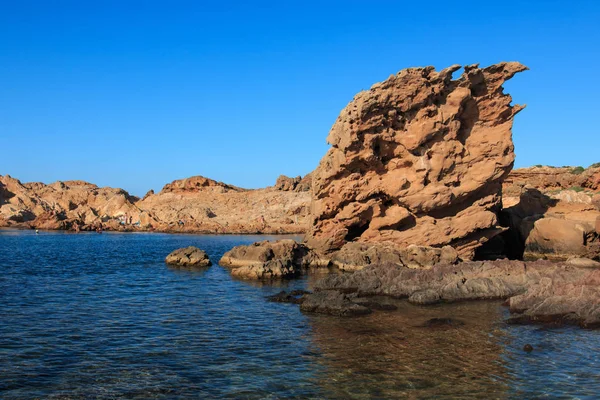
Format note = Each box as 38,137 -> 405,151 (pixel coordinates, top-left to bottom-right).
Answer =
3,62 -> 600,327
0,174 -> 312,234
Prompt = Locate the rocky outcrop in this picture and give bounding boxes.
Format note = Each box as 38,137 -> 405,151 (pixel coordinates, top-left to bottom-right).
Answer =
219,239 -> 326,279
302,259 -> 600,327
508,268 -> 600,328
218,239 -> 459,278
165,246 -> 212,267
135,175 -> 311,234
274,173 -> 312,192
160,176 -> 244,193
593,194 -> 600,210
503,165 -> 600,195
594,194 -> 600,234
313,260 -> 529,303
0,174 -> 312,234
523,218 -> 596,259
330,242 -> 458,271
499,185 -> 600,261
0,174 -> 148,231
305,62 -> 527,259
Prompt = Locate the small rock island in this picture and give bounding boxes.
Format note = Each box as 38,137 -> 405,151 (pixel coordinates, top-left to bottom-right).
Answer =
165,246 -> 212,268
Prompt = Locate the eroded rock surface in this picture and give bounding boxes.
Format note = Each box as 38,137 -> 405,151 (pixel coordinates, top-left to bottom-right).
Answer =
330,242 -> 458,271
134,175 -> 311,234
499,187 -> 600,261
0,174 -> 312,234
219,239 -> 326,279
274,174 -> 312,192
165,246 -> 212,267
305,62 -> 527,259
302,259 -> 600,327
0,174 -> 146,231
508,269 -> 600,328
504,165 -> 600,195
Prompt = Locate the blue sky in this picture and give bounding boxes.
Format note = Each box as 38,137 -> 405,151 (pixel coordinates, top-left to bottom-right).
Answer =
1,1 -> 599,196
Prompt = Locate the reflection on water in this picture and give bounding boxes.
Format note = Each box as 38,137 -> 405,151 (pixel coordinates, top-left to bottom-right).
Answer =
0,229 -> 599,399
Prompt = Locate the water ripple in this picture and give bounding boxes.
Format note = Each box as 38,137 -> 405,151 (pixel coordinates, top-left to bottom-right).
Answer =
0,229 -> 599,399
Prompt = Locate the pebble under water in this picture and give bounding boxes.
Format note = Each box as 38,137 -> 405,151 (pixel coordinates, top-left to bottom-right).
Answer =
0,230 -> 599,399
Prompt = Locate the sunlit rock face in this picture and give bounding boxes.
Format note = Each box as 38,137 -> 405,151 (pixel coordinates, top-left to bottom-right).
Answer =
305,62 -> 527,259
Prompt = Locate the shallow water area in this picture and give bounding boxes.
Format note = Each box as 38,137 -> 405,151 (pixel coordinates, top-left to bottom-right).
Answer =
1,230 -> 599,399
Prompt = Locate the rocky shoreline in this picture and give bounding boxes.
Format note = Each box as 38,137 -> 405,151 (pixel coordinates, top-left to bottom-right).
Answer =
6,62 -> 600,329
0,174 -> 311,235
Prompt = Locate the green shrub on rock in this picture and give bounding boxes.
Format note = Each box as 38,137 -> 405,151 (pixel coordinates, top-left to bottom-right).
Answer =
570,166 -> 585,175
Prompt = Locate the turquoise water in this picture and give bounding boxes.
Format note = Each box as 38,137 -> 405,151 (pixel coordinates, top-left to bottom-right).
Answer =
1,230 -> 598,399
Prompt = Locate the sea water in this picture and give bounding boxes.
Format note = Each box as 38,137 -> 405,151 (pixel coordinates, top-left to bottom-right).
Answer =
1,230 -> 598,399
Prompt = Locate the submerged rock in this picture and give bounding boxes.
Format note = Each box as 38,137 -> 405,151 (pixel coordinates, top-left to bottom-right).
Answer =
419,318 -> 465,328
299,290 -> 372,317
266,290 -> 311,304
165,246 -> 212,267
352,298 -> 398,311
305,62 -> 527,259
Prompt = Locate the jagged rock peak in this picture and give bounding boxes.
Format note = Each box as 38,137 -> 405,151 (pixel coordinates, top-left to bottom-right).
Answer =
160,176 -> 246,193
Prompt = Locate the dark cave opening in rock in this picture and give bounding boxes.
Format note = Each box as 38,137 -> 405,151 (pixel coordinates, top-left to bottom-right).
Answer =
344,221 -> 371,242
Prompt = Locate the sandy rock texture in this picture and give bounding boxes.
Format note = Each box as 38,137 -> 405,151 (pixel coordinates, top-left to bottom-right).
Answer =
0,174 -> 311,234
305,62 -> 527,259
165,246 -> 212,267
305,259 -> 600,327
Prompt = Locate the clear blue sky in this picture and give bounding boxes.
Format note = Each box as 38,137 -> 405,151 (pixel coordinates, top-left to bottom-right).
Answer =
1,1 -> 599,196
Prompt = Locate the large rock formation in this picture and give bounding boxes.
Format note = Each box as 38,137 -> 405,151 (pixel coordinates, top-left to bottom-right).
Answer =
0,174 -> 147,231
0,174 -> 312,234
305,62 -> 528,259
